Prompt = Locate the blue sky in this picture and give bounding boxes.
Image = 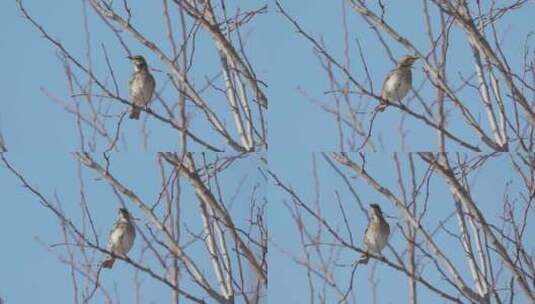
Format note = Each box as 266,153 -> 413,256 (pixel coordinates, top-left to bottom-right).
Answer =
2,1 -> 534,151
0,152 -> 266,303
267,1 -> 535,152
268,152 -> 533,303
2,152 -> 531,303
1,0 -> 534,303
2,0 -> 271,151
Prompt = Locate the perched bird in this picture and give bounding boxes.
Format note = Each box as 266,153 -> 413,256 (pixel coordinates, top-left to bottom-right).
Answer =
376,55 -> 418,112
102,208 -> 136,269
128,55 -> 155,120
358,203 -> 390,264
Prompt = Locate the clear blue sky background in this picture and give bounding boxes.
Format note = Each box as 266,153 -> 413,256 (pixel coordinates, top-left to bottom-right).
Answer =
1,0 -> 534,303
0,152 -> 265,303
1,1 -> 534,151
267,1 -> 535,152
268,152 -> 533,303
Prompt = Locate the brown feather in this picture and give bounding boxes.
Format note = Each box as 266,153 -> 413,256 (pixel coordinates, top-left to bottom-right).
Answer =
375,103 -> 387,112
130,107 -> 141,120
358,252 -> 370,265
101,257 -> 115,269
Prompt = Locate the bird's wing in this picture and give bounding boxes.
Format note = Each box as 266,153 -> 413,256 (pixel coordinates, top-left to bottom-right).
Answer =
122,223 -> 136,253
147,73 -> 156,102
149,72 -> 155,90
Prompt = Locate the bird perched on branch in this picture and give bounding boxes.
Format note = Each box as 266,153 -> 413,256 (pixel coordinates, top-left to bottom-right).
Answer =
128,55 -> 155,119
358,203 -> 390,264
102,208 -> 136,269
376,55 -> 418,112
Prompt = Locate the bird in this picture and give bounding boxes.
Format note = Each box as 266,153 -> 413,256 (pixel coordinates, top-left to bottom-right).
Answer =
101,208 -> 136,269
376,55 -> 418,112
128,55 -> 155,120
358,203 -> 390,265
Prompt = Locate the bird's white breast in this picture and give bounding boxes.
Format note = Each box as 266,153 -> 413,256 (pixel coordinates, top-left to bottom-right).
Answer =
108,223 -> 135,256
364,220 -> 390,255
382,69 -> 412,102
130,73 -> 155,106
368,231 -> 388,254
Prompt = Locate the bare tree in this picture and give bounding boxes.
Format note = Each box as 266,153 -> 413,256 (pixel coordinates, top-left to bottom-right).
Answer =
6,1 -> 535,304
8,2 -> 271,302
16,0 -> 267,153
276,0 -> 535,152
268,152 -> 535,303
2,152 -> 267,303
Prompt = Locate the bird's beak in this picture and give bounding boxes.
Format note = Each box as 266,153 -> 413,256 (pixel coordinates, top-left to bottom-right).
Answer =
383,212 -> 396,219
127,56 -> 133,60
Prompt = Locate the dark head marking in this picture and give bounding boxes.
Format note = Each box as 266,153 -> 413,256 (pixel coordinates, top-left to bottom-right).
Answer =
370,203 -> 382,214
128,55 -> 147,68
119,208 -> 129,216
399,55 -> 418,67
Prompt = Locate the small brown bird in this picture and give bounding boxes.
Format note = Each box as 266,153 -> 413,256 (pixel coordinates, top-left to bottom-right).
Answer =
359,204 -> 390,264
102,208 -> 136,269
128,55 -> 155,120
376,55 -> 418,112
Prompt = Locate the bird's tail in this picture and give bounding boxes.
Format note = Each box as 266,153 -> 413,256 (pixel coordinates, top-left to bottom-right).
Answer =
101,256 -> 115,269
357,252 -> 370,265
130,107 -> 141,120
375,103 -> 387,112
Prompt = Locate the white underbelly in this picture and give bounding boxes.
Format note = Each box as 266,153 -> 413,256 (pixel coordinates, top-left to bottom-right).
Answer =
109,229 -> 134,255
131,77 -> 154,106
366,232 -> 388,254
383,72 -> 411,102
